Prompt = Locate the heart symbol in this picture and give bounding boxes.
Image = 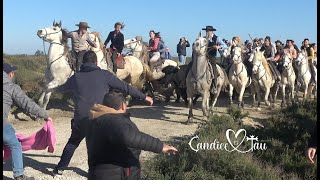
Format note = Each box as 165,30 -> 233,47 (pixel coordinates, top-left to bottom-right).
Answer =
226,129 -> 247,152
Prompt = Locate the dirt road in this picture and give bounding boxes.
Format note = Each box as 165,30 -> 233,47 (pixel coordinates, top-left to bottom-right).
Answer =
3,93 -> 274,180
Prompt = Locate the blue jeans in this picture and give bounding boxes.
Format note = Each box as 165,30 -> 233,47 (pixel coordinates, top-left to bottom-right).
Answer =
3,123 -> 24,177
179,55 -> 186,65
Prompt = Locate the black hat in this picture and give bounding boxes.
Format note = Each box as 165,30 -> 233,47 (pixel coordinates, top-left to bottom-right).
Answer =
3,63 -> 17,74
75,22 -> 90,28
202,25 -> 216,32
244,40 -> 249,45
275,40 -> 282,44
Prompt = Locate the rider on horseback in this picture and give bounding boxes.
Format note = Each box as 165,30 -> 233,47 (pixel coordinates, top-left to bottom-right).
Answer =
301,38 -> 316,85
262,36 -> 281,81
148,30 -> 165,71
68,22 -> 97,72
274,39 -> 298,75
104,22 -> 125,74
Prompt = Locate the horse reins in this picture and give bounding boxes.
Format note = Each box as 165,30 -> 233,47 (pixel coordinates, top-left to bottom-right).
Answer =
39,27 -> 69,69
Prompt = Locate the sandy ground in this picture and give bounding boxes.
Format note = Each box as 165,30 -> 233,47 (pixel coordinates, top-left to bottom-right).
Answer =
3,92 -> 282,180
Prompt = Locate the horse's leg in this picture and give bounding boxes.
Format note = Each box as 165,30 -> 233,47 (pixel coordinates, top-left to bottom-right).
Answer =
254,82 -> 261,110
281,84 -> 286,107
250,84 -> 256,108
187,97 -> 193,124
38,91 -> 46,107
202,91 -> 209,120
210,85 -> 221,112
264,87 -> 271,107
229,84 -> 234,105
238,84 -> 246,109
291,83 -> 295,105
42,91 -> 53,110
193,95 -> 200,105
41,79 -> 61,110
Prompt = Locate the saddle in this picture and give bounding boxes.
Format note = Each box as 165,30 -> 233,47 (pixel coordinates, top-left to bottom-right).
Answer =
116,55 -> 125,69
105,48 -> 125,69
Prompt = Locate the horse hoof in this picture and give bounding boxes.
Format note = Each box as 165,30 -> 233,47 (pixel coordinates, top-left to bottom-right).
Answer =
257,107 -> 261,111
265,101 -> 271,106
186,118 -> 193,124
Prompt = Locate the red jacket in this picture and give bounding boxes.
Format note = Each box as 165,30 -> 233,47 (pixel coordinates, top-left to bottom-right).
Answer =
3,120 -> 56,161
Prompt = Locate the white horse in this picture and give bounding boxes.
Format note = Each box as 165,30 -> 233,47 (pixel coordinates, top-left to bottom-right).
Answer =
89,32 -> 110,71
281,52 -> 296,107
251,48 -> 278,109
295,51 -> 311,99
37,21 -> 74,110
124,37 -> 178,81
228,46 -> 252,108
185,32 -> 229,123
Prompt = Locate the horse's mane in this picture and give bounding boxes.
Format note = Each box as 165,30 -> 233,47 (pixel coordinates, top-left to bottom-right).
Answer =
92,31 -> 106,54
61,29 -> 70,57
256,50 -> 272,77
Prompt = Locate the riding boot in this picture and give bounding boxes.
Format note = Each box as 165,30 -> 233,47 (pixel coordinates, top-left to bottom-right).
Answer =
211,64 -> 218,94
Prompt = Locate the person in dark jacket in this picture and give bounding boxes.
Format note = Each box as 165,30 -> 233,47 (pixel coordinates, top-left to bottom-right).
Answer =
177,37 -> 190,65
51,51 -> 153,177
104,22 -> 125,74
86,91 -> 178,180
3,63 -> 52,180
306,125 -> 317,164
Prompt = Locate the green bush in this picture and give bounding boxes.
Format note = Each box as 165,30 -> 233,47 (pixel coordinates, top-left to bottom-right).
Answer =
142,101 -> 317,180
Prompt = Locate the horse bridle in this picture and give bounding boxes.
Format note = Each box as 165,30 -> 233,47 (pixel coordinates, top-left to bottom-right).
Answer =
253,60 -> 267,80
39,27 -> 70,69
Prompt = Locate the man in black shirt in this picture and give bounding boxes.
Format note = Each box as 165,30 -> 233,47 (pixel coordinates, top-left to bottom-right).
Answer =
86,91 -> 178,180
104,22 -> 125,74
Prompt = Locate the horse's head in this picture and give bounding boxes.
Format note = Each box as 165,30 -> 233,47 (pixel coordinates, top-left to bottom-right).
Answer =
230,46 -> 243,64
193,31 -> 207,56
37,20 -> 67,44
124,37 -> 140,50
282,51 -> 293,69
296,50 -> 307,66
252,48 -> 265,74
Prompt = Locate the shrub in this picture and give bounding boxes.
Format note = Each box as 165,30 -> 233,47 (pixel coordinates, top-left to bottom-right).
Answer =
142,101 -> 317,179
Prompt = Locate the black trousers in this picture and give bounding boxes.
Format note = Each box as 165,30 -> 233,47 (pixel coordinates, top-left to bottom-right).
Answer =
208,55 -> 219,88
76,50 -> 87,72
112,49 -> 118,74
55,119 -> 86,171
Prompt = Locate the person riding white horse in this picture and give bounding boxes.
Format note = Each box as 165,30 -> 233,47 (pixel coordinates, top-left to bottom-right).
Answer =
68,21 -> 97,72
104,22 -> 125,74
185,26 -> 227,94
301,38 -> 316,86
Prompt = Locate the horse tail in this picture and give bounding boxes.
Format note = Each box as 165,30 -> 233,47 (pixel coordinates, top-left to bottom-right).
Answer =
141,62 -> 154,81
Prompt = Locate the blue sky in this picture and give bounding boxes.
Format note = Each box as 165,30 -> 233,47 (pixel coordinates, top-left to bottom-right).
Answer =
4,0 -> 317,56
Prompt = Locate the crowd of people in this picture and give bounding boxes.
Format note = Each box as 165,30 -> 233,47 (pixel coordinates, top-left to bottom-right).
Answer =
3,21 -> 317,180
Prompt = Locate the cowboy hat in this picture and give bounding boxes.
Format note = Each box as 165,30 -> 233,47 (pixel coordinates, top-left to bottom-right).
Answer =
275,40 -> 282,44
75,22 -> 90,28
286,39 -> 294,43
202,25 -> 216,32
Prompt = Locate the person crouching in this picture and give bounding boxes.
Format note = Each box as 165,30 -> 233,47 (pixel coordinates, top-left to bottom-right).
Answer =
86,91 -> 178,180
